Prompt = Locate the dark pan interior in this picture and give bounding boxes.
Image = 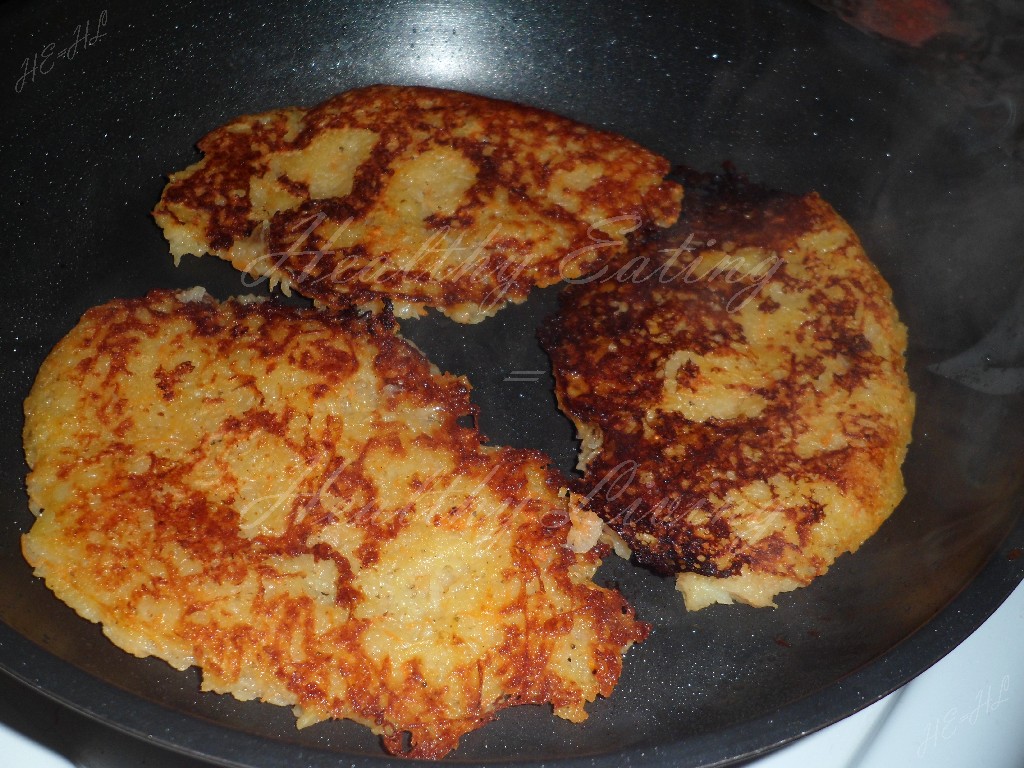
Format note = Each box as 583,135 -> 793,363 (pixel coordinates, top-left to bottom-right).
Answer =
1,1 -> 1023,766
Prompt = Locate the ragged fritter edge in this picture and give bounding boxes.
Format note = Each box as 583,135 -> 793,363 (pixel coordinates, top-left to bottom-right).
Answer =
152,85 -> 682,323
540,168 -> 915,611
21,288 -> 648,759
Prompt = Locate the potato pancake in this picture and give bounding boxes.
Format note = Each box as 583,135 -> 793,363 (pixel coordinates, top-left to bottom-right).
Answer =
152,85 -> 682,323
22,288 -> 647,758
540,169 -> 914,611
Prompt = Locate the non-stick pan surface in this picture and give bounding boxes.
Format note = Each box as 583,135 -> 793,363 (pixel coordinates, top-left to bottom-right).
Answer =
2,1 -> 1023,766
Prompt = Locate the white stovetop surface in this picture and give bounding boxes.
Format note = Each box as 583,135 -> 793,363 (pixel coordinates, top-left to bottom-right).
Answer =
3,581 -> 1022,768
755,579 -> 1024,768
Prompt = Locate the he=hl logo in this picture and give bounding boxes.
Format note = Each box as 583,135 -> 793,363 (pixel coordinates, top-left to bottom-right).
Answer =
503,370 -> 546,382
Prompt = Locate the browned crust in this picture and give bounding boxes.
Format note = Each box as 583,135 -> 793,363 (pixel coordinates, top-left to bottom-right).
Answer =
540,168 -> 914,584
153,85 -> 682,318
23,290 -> 648,758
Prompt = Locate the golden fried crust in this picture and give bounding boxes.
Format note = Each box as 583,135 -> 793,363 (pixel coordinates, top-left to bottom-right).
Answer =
152,85 -> 682,323
22,289 -> 647,758
540,170 -> 914,610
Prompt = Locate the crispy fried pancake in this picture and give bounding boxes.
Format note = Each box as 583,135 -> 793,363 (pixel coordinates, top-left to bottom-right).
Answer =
153,85 -> 682,322
22,288 -> 647,758
540,170 -> 914,611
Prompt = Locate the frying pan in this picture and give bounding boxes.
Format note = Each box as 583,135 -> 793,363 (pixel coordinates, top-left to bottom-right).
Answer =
2,1 -> 1023,766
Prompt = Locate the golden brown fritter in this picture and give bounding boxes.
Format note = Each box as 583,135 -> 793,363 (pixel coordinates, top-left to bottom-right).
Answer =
540,170 -> 914,610
22,288 -> 647,758
153,85 -> 682,322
